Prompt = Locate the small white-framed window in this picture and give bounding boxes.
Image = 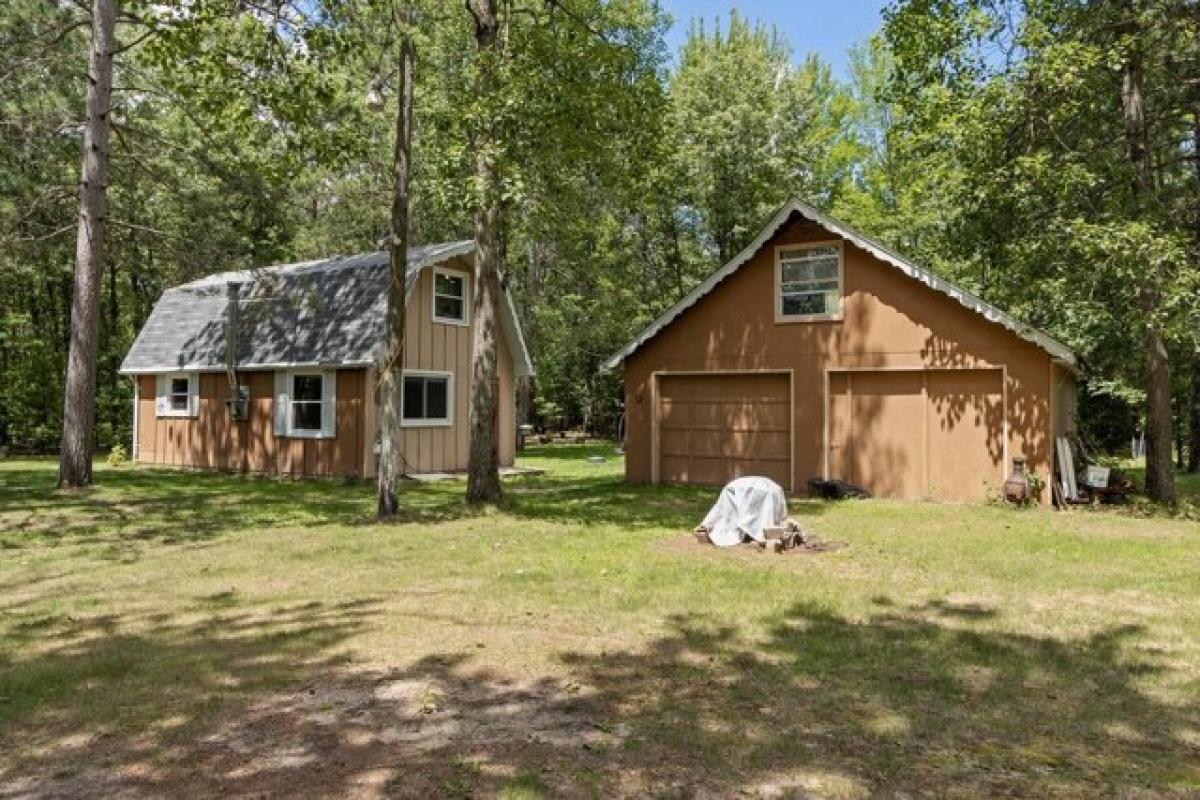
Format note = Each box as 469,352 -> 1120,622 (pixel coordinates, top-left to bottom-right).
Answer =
432,267 -> 469,326
290,372 -> 324,434
776,242 -> 843,321
155,372 -> 197,418
274,369 -> 336,439
402,371 -> 453,427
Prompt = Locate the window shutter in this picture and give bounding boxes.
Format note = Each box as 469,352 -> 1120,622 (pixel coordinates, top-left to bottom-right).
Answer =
188,374 -> 199,417
273,370 -> 289,437
321,370 -> 337,438
155,374 -> 168,417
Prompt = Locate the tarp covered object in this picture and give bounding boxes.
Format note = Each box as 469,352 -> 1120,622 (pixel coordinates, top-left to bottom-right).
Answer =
697,476 -> 788,547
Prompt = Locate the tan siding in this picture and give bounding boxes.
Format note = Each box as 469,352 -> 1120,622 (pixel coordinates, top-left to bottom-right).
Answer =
396,257 -> 480,474
131,253 -> 524,479
625,216 -> 1055,501
131,368 -> 366,477
498,326 -> 515,466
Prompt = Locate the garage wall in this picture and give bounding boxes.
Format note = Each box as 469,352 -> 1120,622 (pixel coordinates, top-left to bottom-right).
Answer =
624,212 -> 1055,500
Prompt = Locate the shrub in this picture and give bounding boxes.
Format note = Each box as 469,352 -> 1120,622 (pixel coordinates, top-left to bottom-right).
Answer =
107,443 -> 129,467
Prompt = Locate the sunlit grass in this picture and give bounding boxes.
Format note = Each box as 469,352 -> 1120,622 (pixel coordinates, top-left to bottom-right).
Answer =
1,446 -> 1198,797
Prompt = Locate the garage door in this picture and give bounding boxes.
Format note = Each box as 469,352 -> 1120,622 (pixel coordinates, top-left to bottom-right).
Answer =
656,373 -> 791,487
827,369 -> 1004,501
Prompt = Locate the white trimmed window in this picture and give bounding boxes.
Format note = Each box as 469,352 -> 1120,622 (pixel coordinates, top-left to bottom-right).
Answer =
402,371 -> 452,427
777,242 -> 843,320
155,372 -> 198,418
273,370 -> 337,438
432,268 -> 468,326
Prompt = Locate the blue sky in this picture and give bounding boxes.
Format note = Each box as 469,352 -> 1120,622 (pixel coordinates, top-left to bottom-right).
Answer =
660,1 -> 889,77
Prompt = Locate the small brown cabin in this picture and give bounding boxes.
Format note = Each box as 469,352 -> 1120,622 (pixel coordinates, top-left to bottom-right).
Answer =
603,200 -> 1078,502
120,242 -> 533,478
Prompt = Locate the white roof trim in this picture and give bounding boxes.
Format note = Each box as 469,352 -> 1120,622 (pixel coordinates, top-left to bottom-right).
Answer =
503,289 -> 536,378
601,198 -> 1078,372
119,360 -> 375,376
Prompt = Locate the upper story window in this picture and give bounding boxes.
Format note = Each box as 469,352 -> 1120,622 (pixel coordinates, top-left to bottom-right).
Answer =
776,242 -> 843,321
155,372 -> 197,418
432,268 -> 468,326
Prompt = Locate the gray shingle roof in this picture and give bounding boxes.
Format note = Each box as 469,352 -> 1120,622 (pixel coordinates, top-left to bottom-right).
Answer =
120,241 -> 534,377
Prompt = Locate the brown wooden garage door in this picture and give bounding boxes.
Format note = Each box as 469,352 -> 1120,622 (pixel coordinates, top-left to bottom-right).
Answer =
656,373 -> 791,487
827,369 -> 1004,501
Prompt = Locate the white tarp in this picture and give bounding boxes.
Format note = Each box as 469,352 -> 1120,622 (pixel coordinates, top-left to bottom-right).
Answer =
697,476 -> 788,547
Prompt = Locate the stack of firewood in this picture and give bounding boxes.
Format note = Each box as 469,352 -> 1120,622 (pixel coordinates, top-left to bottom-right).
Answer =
763,519 -> 807,553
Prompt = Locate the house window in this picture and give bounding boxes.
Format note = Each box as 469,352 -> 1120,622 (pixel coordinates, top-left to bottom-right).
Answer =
290,373 -> 325,433
402,372 -> 452,426
432,268 -> 468,325
155,372 -> 197,418
777,243 -> 842,320
169,377 -> 190,412
274,369 -> 335,438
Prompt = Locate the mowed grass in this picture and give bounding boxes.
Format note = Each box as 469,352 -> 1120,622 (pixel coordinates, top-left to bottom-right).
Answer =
1,446 -> 1198,798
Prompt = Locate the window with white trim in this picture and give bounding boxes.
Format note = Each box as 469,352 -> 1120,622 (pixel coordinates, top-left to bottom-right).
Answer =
432,268 -> 468,325
777,243 -> 842,319
155,372 -> 197,418
402,372 -> 452,426
169,377 -> 190,412
290,373 -> 325,433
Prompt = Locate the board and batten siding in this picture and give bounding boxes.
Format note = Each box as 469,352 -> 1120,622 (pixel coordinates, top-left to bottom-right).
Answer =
361,257 -> 516,477
132,254 -> 517,478
135,369 -> 365,476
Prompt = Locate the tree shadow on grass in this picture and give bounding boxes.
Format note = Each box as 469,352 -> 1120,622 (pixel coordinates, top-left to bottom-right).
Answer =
0,464 -> 377,555
4,595 -> 1195,797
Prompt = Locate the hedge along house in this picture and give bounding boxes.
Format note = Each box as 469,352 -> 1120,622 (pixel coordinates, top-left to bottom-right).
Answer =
603,199 -> 1079,502
120,241 -> 534,478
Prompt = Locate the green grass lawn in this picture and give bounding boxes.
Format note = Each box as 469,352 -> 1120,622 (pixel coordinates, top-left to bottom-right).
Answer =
1,446 -> 1199,798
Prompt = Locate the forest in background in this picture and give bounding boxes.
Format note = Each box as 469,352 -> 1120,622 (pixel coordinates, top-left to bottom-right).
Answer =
2,0 -> 1198,480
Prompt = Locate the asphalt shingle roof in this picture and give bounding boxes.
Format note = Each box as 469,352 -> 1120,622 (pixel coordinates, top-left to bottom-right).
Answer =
120,241 -> 533,376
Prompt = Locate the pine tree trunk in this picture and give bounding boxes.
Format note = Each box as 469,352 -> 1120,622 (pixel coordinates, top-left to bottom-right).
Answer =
1119,7 -> 1175,503
466,0 -> 503,504
1189,348 -> 1200,473
1188,111 -> 1200,475
58,0 -> 116,488
376,19 -> 415,518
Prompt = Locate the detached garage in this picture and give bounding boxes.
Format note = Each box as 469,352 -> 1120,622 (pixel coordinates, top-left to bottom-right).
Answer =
604,199 -> 1079,503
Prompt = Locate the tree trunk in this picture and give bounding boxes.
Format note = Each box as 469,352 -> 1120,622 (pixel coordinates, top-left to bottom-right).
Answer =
1119,6 -> 1175,503
1189,111 -> 1200,474
58,0 -> 116,488
376,15 -> 415,518
1189,349 -> 1200,473
466,0 -> 503,504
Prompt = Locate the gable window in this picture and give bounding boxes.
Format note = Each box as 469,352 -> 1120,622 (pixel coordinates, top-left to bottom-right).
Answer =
777,242 -> 843,321
432,268 -> 468,326
402,371 -> 452,427
155,372 -> 197,418
274,369 -> 336,438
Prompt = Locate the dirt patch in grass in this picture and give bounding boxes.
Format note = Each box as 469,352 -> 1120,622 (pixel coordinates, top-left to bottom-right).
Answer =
2,658 -> 694,800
